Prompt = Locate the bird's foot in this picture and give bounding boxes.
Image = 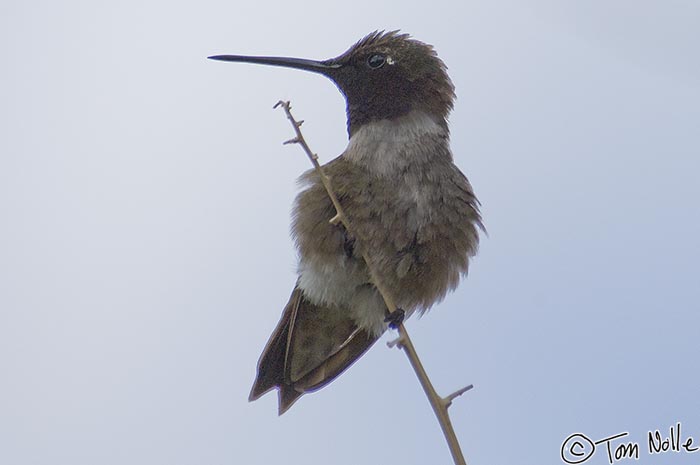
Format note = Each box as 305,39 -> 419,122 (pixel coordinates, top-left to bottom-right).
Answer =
384,308 -> 406,330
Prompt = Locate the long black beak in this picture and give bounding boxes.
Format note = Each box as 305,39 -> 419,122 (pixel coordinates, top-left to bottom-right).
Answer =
207,55 -> 340,75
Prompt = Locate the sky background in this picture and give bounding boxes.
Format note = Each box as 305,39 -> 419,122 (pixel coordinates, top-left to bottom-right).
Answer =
1,1 -> 699,464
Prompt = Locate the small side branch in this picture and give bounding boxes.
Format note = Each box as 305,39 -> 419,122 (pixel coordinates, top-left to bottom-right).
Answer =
444,384 -> 474,408
274,100 -> 472,465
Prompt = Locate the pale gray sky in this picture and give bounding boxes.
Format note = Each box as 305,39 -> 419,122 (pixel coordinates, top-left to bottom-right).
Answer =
1,1 -> 699,464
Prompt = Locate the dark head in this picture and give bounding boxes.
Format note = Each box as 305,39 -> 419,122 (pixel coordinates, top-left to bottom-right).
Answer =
209,31 -> 455,137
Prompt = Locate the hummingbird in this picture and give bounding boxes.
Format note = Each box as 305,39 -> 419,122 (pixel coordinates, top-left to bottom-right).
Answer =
209,31 -> 483,414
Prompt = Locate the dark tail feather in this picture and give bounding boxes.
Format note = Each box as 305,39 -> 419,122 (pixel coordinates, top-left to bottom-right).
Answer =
248,289 -> 300,403
249,287 -> 379,414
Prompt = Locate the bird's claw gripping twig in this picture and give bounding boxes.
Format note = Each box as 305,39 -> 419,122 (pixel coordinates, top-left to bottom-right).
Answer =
385,307 -> 406,329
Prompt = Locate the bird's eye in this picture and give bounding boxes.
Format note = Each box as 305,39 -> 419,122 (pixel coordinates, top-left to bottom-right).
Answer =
367,53 -> 386,69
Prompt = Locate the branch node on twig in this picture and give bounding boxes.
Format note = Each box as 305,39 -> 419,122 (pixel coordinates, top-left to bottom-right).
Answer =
329,213 -> 342,225
441,384 -> 474,409
273,100 -> 289,110
283,137 -> 300,145
387,334 -> 408,349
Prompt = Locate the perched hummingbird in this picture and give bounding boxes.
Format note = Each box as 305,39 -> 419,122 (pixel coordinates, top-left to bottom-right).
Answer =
210,31 -> 483,414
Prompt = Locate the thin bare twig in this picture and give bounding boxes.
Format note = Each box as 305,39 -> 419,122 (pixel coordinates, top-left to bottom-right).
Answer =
274,100 -> 472,465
